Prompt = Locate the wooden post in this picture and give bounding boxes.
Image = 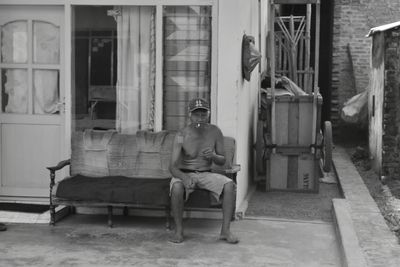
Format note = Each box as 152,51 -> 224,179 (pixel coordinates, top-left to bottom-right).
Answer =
311,1 -> 321,154
289,15 -> 298,85
299,35 -> 304,89
314,2 -> 320,92
270,1 -> 276,154
278,32 -> 282,73
283,34 -> 288,75
49,170 -> 56,226
305,4 -> 311,93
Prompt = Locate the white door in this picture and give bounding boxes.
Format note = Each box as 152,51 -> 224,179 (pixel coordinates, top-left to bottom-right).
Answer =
0,6 -> 65,199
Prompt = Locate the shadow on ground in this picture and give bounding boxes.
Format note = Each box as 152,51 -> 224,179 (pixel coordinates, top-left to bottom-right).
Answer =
246,181 -> 342,222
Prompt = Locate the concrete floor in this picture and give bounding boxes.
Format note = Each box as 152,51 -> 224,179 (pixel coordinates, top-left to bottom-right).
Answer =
246,182 -> 342,222
0,214 -> 341,267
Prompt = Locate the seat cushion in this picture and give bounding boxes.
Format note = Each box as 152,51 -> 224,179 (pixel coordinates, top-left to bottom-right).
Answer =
55,175 -> 171,206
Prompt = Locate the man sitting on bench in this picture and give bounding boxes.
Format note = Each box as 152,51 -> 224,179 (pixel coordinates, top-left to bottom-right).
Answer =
169,98 -> 239,244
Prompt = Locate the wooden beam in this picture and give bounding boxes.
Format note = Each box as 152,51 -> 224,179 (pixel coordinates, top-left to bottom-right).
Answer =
270,2 -> 276,153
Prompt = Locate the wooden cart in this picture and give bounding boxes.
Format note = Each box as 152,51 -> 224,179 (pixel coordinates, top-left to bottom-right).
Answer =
256,0 -> 332,192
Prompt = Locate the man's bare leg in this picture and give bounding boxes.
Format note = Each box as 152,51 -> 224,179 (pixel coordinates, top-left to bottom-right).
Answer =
170,182 -> 184,243
220,181 -> 239,244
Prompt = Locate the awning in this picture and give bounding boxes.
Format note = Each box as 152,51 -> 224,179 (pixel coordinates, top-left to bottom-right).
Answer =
366,21 -> 400,37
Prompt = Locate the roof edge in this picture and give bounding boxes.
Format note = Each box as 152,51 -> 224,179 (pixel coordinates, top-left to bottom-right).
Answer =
366,21 -> 400,37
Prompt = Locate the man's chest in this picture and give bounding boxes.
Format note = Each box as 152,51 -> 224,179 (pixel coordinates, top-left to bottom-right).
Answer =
182,131 -> 216,156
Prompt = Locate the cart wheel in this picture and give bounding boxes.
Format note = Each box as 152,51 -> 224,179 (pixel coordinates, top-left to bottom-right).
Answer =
256,120 -> 266,174
322,121 -> 333,172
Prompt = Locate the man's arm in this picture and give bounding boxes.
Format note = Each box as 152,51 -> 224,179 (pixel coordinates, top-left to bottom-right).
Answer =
201,126 -> 226,166
213,127 -> 226,166
169,132 -> 188,181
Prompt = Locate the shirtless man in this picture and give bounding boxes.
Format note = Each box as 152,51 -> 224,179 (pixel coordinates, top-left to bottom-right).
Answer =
169,98 -> 238,244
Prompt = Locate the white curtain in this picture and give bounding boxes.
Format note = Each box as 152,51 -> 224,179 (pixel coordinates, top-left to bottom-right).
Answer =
2,20 -> 59,114
116,6 -> 155,134
34,70 -> 59,114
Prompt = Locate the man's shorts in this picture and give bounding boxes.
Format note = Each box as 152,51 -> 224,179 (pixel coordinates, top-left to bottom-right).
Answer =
170,171 -> 234,202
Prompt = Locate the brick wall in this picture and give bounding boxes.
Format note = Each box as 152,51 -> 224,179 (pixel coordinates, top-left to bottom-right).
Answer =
331,0 -> 400,133
382,30 -> 400,179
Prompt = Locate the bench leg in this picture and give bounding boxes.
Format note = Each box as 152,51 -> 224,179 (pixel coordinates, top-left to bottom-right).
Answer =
49,204 -> 56,226
165,206 -> 171,230
107,206 -> 113,228
70,206 -> 76,214
123,206 -> 129,216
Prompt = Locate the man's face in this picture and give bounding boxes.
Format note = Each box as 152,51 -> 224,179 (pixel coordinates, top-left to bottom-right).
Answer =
190,109 -> 210,124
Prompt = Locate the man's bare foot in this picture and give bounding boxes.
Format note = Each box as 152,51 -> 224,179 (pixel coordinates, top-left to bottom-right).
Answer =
169,233 -> 184,244
219,232 -> 239,244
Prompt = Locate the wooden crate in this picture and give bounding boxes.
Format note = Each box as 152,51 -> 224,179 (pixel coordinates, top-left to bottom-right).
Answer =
263,94 -> 322,192
265,94 -> 322,146
266,152 -> 319,192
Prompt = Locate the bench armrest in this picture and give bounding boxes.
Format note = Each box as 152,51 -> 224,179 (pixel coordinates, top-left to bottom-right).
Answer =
212,164 -> 241,183
224,164 -> 241,174
47,159 -> 71,173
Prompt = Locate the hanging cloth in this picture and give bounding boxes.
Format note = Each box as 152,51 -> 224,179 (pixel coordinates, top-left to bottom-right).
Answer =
242,34 -> 261,81
115,6 -> 155,134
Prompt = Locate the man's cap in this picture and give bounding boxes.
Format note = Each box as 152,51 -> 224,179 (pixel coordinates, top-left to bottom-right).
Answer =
188,98 -> 210,112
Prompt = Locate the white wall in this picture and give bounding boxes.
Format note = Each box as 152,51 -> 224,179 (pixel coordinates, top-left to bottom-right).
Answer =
217,0 -> 264,209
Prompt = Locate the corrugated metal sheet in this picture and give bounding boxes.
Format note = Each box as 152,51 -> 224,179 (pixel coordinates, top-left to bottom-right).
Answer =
366,21 -> 400,37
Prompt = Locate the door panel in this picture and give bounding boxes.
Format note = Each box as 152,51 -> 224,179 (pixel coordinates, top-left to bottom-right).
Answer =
0,5 -> 65,199
1,124 -> 61,196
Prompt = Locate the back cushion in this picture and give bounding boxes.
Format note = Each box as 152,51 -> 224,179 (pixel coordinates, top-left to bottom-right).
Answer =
70,130 -> 235,178
70,130 -> 114,177
127,131 -> 175,178
107,134 -> 140,177
71,130 -> 175,178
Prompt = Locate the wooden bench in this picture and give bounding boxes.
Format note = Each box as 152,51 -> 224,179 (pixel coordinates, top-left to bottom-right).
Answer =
47,129 -> 240,227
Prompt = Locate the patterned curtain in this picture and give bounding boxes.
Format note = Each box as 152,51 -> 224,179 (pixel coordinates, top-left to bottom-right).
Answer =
162,6 -> 212,130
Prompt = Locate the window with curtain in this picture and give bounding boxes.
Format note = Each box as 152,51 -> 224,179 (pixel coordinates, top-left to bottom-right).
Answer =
162,6 -> 212,130
1,20 -> 60,114
116,6 -> 156,134
71,5 -> 212,133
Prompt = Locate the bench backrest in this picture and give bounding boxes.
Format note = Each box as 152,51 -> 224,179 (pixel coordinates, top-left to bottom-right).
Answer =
70,130 -> 236,179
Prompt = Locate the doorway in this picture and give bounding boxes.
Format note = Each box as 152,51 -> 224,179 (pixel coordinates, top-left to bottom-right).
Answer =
0,5 -> 65,200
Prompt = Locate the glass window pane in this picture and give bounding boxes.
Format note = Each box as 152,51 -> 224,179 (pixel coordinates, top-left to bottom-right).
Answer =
72,6 -> 127,132
33,69 -> 59,114
90,37 -> 113,85
33,21 -> 60,64
163,6 -> 212,131
1,21 -> 28,63
1,69 -> 28,113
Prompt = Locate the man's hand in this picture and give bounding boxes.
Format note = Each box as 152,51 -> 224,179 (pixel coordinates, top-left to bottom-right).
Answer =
200,147 -> 216,159
182,175 -> 195,189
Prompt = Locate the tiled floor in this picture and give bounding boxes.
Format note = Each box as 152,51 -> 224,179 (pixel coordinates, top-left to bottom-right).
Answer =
0,210 -> 49,224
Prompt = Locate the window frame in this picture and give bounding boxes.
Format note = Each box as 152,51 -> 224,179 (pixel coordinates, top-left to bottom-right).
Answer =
1,0 -> 218,148
68,0 -> 218,131
0,19 -> 61,115
57,0 -> 218,131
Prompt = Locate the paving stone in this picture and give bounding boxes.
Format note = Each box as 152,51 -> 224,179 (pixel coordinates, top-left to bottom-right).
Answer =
333,146 -> 400,267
